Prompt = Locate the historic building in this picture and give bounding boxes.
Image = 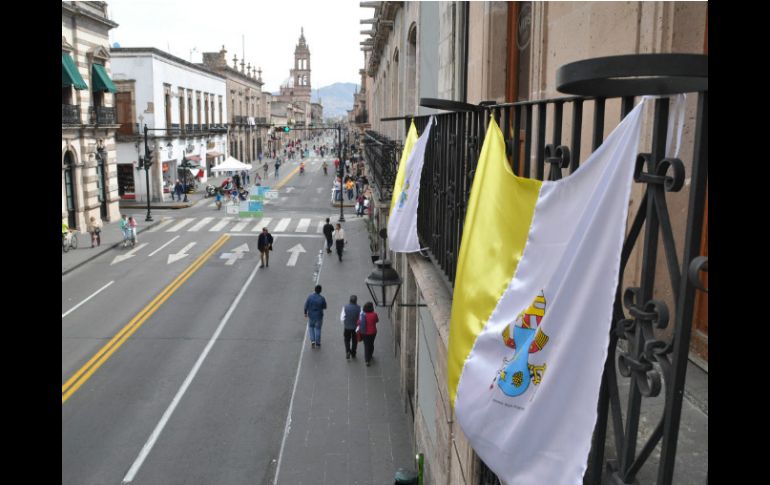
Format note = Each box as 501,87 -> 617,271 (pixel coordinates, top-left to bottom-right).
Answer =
202,46 -> 268,163
62,1 -> 121,229
110,47 -> 228,201
359,2 -> 708,485
272,28 -> 323,146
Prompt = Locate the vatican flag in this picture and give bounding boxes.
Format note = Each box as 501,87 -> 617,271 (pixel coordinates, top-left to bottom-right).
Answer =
389,120 -> 420,215
449,100 -> 647,485
388,117 -> 434,253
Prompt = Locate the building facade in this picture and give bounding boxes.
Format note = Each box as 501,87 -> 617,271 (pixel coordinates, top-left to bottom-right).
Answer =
202,46 -> 268,164
62,1 -> 121,229
110,48 -> 228,202
358,2 -> 708,485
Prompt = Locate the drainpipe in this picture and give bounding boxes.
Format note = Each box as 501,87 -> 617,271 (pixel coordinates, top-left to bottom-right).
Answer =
461,0 -> 469,103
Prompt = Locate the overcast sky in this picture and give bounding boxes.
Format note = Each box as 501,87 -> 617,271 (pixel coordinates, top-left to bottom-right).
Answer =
107,0 -> 372,93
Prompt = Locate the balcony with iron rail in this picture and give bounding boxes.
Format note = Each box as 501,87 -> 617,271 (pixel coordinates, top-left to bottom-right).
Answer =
391,54 -> 707,485
62,104 -> 81,125
87,106 -> 117,125
362,130 -> 401,202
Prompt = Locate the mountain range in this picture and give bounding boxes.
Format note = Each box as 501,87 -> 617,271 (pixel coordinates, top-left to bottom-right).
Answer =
273,82 -> 358,120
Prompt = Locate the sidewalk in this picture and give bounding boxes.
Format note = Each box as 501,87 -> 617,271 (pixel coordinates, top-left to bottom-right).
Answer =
276,214 -> 415,485
62,216 -> 163,275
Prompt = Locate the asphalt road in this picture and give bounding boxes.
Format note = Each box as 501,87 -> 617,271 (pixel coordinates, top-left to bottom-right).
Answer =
62,139 -> 362,485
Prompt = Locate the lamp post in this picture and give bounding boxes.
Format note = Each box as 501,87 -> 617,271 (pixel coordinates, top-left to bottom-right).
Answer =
337,124 -> 346,223
143,124 -> 154,222
364,228 -> 403,308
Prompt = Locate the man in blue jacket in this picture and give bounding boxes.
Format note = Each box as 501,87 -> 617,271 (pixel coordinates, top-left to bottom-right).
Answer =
304,285 -> 327,349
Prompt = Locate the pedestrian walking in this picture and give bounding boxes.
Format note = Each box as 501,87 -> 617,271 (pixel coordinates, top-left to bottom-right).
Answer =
233,172 -> 241,189
333,223 -> 346,262
128,216 -> 138,243
357,301 -> 379,366
322,218 -> 335,254
333,177 -> 342,202
275,158 -> 281,178
174,180 -> 184,201
304,285 -> 328,349
340,295 -> 361,360
345,179 -> 355,200
257,227 -> 273,268
363,196 -> 371,217
356,194 -> 365,217
87,215 -> 102,248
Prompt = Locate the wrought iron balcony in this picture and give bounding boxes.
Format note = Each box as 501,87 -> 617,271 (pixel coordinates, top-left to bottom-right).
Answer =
88,106 -> 116,125
62,104 -> 81,125
363,130 -> 401,201
355,111 -> 369,124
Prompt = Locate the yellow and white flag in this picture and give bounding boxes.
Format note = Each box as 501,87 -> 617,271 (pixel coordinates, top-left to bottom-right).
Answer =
388,117 -> 434,252
389,120 -> 420,215
449,100 -> 647,485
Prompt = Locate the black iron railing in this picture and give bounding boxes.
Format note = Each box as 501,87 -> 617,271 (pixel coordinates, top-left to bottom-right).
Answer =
363,130 -> 401,201
62,104 -> 81,124
401,54 -> 707,485
88,106 -> 116,125
355,110 -> 369,124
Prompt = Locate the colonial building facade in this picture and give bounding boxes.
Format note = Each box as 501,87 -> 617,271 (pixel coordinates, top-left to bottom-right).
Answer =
62,1 -> 121,229
110,48 -> 228,202
358,2 -> 708,485
202,46 -> 268,163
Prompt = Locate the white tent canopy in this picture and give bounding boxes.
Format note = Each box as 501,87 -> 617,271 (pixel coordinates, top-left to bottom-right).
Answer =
210,156 -> 253,172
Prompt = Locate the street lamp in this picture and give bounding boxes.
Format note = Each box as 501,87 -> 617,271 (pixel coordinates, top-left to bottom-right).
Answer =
364,228 -> 403,307
142,124 -> 154,222
337,124 -> 346,223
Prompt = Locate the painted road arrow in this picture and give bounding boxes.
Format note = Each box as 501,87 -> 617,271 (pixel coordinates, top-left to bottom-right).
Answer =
220,243 -> 250,266
167,242 -> 197,264
286,243 -> 306,267
110,243 -> 148,265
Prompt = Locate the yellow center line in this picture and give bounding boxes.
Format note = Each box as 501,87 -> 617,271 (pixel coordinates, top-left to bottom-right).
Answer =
273,165 -> 301,190
62,234 -> 231,404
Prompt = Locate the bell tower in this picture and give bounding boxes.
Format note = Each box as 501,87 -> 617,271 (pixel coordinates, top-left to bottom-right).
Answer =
291,27 -> 311,103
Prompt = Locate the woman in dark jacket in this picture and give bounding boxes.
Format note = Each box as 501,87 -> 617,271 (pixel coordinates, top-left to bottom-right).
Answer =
357,301 -> 379,366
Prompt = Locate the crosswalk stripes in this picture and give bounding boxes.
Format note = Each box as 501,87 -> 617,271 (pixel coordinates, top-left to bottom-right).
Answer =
147,219 -> 175,232
189,217 -> 214,232
210,217 -> 233,232
168,218 -> 195,232
146,216 -> 349,234
295,218 -> 311,233
231,220 -> 250,232
274,218 -> 291,232
252,218 -> 273,231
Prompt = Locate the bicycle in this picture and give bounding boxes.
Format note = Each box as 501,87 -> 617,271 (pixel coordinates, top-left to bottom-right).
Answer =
62,230 -> 79,252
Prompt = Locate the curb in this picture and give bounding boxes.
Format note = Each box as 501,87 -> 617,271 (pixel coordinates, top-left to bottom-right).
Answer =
61,220 -> 163,276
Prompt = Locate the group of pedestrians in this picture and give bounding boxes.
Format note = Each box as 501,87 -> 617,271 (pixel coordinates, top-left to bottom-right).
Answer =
303,286 -> 380,366
322,218 -> 346,261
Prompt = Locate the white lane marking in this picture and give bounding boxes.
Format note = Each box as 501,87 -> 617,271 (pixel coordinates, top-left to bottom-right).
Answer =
147,236 -> 180,257
295,218 -> 311,233
122,253 -> 264,485
188,217 -> 214,232
220,243 -> 250,266
167,242 -> 197,264
274,218 -> 291,232
110,243 -> 148,266
316,221 -> 324,233
252,217 -> 273,232
273,249 -> 324,485
231,220 -> 249,232
147,219 -> 174,232
167,218 -> 195,232
209,217 -> 232,232
62,281 -> 114,318
286,243 -> 306,267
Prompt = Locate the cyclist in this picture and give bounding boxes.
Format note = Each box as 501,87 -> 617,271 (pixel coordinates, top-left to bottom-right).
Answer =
215,188 -> 223,210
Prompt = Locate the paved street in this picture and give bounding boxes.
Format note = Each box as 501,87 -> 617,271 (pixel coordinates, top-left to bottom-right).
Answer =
62,147 -> 413,484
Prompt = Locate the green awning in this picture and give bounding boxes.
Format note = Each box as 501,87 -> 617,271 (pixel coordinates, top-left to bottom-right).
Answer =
62,53 -> 87,90
91,63 -> 117,93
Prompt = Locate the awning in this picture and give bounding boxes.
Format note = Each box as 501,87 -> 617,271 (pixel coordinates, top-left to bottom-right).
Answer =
62,53 -> 87,90
183,154 -> 202,162
91,63 -> 117,93
206,151 -> 223,159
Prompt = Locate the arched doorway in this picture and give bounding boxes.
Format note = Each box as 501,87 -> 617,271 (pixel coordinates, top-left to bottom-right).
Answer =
63,151 -> 77,228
